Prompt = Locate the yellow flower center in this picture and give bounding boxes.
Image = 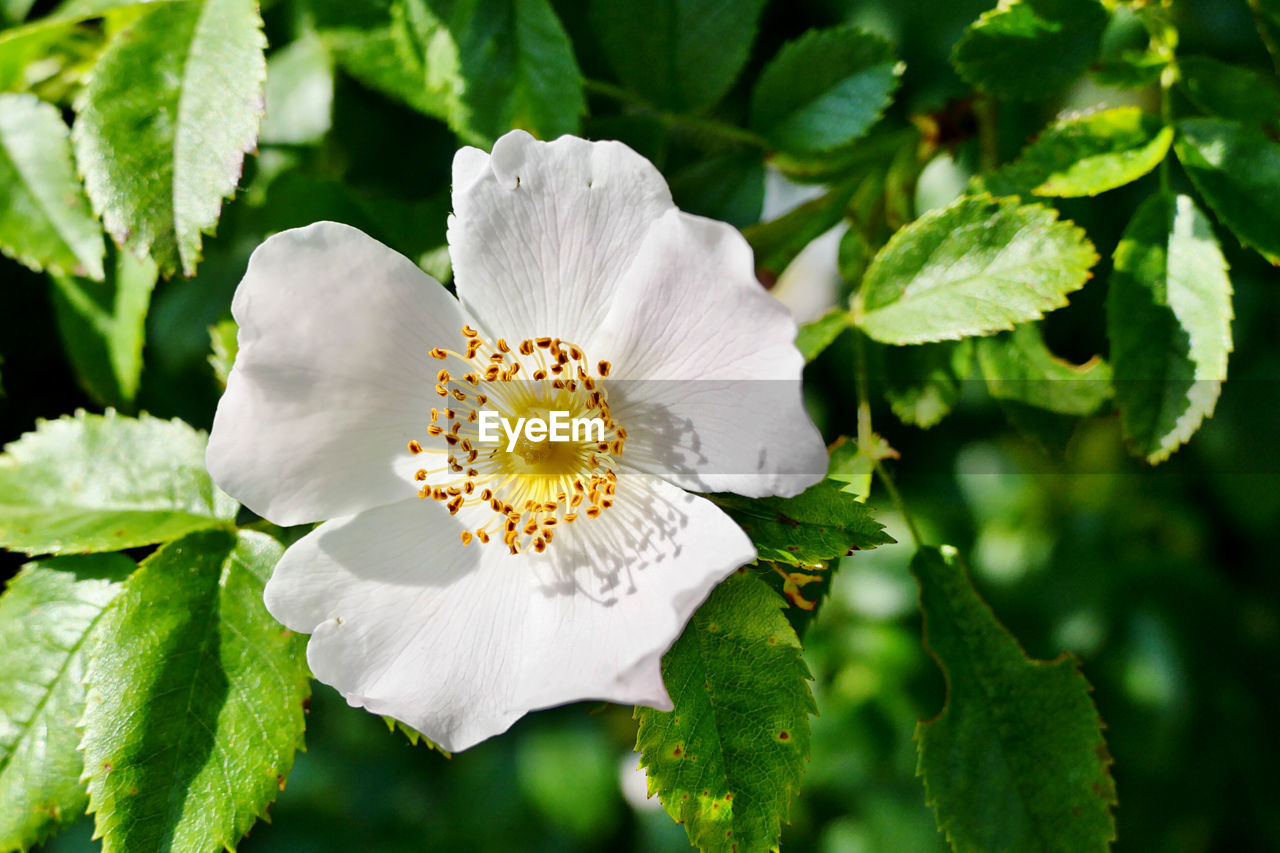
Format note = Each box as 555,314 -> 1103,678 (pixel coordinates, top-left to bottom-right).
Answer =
408,325 -> 625,555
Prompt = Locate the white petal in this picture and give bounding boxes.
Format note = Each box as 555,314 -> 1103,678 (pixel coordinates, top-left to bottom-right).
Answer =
263,476 -> 753,752
207,222 -> 467,526
449,130 -> 674,350
597,210 -> 828,497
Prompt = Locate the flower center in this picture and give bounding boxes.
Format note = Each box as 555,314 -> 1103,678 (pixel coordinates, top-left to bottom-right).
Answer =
407,325 -> 625,555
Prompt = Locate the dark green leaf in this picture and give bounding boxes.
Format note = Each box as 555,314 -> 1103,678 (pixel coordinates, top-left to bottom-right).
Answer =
81,530 -> 310,853
72,0 -> 267,277
880,339 -> 973,429
976,323 -> 1111,416
856,195 -> 1097,345
0,93 -> 103,279
1175,117 -> 1280,264
742,179 -> 856,279
1250,0 -> 1280,73
796,309 -> 853,363
971,106 -> 1172,198
1178,57 -> 1280,133
668,153 -> 765,229
636,571 -> 815,853
0,554 -> 134,852
590,0 -> 767,113
912,546 -> 1117,853
1108,193 -> 1232,463
952,0 -> 1108,99
713,479 -> 894,567
0,411 -> 237,555
50,248 -> 158,410
750,25 -> 902,155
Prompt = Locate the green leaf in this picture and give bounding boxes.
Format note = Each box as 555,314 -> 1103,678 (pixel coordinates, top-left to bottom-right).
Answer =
912,546 -> 1117,853
976,323 -> 1112,416
635,571 -> 815,853
0,411 -> 237,555
880,339 -> 973,429
50,248 -> 158,410
72,0 -> 267,277
668,153 -> 765,230
1108,193 -> 1232,464
260,33 -> 333,145
824,436 -> 872,500
81,529 -> 310,853
952,0 -> 1108,99
796,309 -> 853,363
0,553 -> 134,852
0,93 -> 104,279
1250,0 -> 1280,73
742,179 -> 856,279
590,0 -> 767,113
971,107 -> 1172,198
712,479 -> 894,567
1174,117 -> 1280,264
856,195 -> 1097,345
750,25 -> 902,155
207,318 -> 237,388
1177,57 -> 1280,133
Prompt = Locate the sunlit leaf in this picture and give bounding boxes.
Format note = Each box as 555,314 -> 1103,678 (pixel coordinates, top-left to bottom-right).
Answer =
260,33 -> 333,145
636,571 -> 815,853
795,309 -> 853,363
913,546 -> 1117,853
975,323 -> 1111,417
0,554 -> 134,852
0,411 -> 237,555
81,529 -> 310,853
1108,193 -> 1232,464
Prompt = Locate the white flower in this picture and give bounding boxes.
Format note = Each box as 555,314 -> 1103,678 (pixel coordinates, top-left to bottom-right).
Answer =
207,130 -> 827,752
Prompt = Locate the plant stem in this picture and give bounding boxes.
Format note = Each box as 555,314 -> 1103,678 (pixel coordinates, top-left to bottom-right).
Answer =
583,78 -> 771,150
873,458 -> 924,548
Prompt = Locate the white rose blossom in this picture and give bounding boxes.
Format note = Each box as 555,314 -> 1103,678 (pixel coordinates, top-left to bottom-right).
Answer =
207,130 -> 827,752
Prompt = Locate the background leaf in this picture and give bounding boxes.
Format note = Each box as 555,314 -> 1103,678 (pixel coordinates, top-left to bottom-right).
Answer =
0,553 -> 133,852
635,571 -> 815,853
750,25 -> 902,155
795,309 -> 853,363
1108,193 -> 1233,464
72,0 -> 267,277
1177,57 -> 1280,134
856,195 -> 1097,345
951,0 -> 1108,99
0,411 -> 237,555
912,546 -> 1117,853
49,248 -> 158,410
971,107 -> 1172,198
81,530 -> 310,853
880,339 -> 973,429
1174,117 -> 1280,264
0,93 -> 103,279
259,32 -> 334,146
589,0 -> 767,113
975,323 -> 1112,417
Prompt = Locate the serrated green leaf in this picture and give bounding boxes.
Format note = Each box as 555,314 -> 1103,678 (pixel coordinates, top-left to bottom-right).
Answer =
49,248 -> 157,410
1174,117 -> 1280,264
796,309 -> 853,363
976,323 -> 1112,416
381,716 -> 450,755
0,553 -> 134,852
0,93 -> 103,279
912,546 -> 1117,853
742,179 -> 857,279
1108,193 -> 1232,464
880,339 -> 973,429
81,530 -> 309,853
1178,57 -> 1280,133
712,479 -> 894,567
0,411 -> 237,555
856,195 -> 1097,345
750,25 -> 902,155
72,0 -> 266,277
636,571 -> 815,853
207,318 -> 237,389
824,436 -> 871,500
952,0 -> 1108,99
589,0 -> 766,113
260,33 -> 333,145
971,107 -> 1172,198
